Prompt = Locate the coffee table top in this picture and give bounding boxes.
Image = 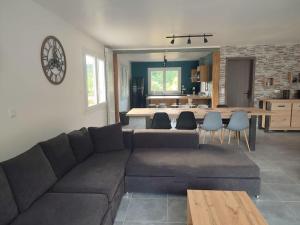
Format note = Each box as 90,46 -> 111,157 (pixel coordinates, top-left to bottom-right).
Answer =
187,190 -> 268,225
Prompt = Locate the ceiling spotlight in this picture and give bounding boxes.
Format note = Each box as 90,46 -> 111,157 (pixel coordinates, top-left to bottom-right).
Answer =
203,35 -> 208,43
187,36 -> 191,45
170,36 -> 175,45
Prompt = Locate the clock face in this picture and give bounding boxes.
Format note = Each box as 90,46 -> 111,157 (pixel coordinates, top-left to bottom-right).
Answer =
41,36 -> 66,85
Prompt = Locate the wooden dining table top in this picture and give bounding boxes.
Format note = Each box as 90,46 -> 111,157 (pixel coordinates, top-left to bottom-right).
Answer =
126,107 -> 270,119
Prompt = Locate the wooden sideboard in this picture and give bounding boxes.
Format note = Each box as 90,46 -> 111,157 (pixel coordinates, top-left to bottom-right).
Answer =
260,99 -> 300,131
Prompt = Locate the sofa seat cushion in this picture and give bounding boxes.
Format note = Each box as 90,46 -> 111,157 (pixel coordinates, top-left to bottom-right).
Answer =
11,193 -> 108,225
52,150 -> 130,201
0,167 -> 19,225
126,145 -> 259,178
40,133 -> 77,178
3,145 -> 57,212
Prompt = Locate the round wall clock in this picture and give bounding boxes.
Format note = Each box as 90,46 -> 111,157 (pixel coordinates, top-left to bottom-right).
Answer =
41,36 -> 67,85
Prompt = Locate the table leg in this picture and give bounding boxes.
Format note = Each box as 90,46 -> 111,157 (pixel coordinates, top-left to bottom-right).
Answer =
249,115 -> 257,151
187,197 -> 192,225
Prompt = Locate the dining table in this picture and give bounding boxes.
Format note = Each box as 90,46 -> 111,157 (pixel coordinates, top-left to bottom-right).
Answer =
126,107 -> 270,151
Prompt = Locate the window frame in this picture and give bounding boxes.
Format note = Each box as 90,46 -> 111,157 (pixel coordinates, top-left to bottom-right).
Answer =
148,67 -> 181,95
83,52 -> 106,110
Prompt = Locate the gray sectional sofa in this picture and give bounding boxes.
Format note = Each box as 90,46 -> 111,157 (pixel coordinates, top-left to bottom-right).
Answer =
0,124 -> 260,225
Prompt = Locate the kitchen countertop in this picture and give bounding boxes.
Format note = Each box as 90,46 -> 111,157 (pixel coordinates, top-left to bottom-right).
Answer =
147,95 -> 211,100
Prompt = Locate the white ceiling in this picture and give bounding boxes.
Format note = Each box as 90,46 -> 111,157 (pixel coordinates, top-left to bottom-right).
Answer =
34,0 -> 300,49
119,51 -> 211,62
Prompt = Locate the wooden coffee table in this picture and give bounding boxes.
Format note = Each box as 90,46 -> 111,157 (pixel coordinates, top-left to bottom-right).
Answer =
187,190 -> 268,225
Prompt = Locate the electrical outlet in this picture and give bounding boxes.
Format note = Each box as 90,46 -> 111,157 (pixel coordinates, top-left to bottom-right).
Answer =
8,109 -> 17,119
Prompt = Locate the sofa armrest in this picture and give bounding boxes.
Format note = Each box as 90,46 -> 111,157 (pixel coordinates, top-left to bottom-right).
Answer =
133,129 -> 199,149
122,129 -> 134,151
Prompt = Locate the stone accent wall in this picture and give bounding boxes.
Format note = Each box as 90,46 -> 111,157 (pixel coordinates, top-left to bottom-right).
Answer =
219,44 -> 300,105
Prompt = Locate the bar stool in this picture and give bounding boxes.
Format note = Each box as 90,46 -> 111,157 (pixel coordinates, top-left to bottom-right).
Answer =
227,111 -> 250,151
175,111 -> 197,130
158,103 -> 167,108
200,112 -> 223,144
151,112 -> 171,129
148,104 -> 157,108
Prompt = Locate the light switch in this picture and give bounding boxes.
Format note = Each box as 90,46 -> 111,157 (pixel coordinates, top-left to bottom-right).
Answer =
8,109 -> 17,119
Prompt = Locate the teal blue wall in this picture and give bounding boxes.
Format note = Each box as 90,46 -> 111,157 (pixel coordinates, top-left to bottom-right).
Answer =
131,61 -> 199,95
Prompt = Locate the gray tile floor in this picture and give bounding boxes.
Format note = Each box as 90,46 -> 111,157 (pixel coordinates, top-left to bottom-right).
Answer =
116,118 -> 300,225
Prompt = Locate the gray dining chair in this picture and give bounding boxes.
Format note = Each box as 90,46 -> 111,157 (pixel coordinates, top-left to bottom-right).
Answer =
200,112 -> 223,144
227,111 -> 250,151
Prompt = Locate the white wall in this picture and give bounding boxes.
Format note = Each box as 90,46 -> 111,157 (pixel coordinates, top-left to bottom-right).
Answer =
0,0 -> 108,161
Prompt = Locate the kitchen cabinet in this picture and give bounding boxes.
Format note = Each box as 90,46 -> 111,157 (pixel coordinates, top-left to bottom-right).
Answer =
260,99 -> 300,131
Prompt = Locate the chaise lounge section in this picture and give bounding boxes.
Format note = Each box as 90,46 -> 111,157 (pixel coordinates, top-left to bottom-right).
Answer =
125,129 -> 260,196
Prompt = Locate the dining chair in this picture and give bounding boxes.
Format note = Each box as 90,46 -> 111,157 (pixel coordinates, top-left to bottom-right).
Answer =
217,104 -> 230,126
175,111 -> 197,130
227,111 -> 250,151
200,112 -> 223,144
151,112 -> 172,129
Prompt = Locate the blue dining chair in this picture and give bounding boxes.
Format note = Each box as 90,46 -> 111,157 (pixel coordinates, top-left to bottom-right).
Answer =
201,112 -> 223,144
227,111 -> 250,151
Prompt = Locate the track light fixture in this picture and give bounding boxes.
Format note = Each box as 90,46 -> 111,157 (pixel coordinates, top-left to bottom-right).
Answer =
170,35 -> 175,45
163,54 -> 168,67
166,33 -> 213,45
203,35 -> 208,43
187,36 -> 191,45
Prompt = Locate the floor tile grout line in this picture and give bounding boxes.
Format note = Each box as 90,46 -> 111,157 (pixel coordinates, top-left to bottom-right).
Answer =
166,193 -> 169,223
121,192 -> 132,225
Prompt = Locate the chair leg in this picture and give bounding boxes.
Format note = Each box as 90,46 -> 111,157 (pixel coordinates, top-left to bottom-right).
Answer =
243,130 -> 251,152
203,131 -> 206,144
237,131 -> 240,146
219,129 -> 223,144
212,131 -> 215,143
228,130 -> 231,144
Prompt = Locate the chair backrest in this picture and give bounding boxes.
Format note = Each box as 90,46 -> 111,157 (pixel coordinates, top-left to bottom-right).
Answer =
151,112 -> 171,129
227,111 -> 249,131
202,111 -> 223,131
175,111 -> 197,130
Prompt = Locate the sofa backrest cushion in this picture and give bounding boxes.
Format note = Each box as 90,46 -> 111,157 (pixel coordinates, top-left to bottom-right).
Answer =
133,129 -> 199,149
88,123 -> 124,153
68,128 -> 94,162
3,145 -> 57,212
40,133 -> 77,178
0,166 -> 18,225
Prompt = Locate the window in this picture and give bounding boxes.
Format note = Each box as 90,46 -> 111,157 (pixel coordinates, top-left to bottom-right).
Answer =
85,54 -> 106,108
148,67 -> 181,95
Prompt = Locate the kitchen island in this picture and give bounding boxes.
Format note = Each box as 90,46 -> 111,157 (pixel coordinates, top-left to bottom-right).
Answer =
147,95 -> 211,107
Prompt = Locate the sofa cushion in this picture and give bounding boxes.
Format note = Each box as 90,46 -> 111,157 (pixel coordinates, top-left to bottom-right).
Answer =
133,129 -> 199,149
88,124 -> 124,153
11,193 -> 108,225
68,128 -> 94,162
126,145 -> 259,178
0,166 -> 18,225
40,133 -> 77,178
52,150 -> 130,201
3,145 -> 57,212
